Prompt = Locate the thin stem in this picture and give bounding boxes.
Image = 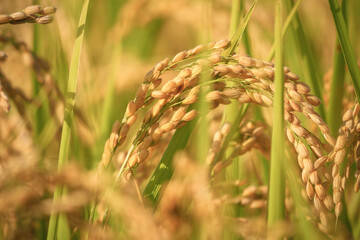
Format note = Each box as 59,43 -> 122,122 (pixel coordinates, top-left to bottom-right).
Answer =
46,1 -> 90,239
267,0 -> 285,228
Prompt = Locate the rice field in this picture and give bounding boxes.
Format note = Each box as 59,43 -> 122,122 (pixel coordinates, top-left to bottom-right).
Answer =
1,0 -> 360,239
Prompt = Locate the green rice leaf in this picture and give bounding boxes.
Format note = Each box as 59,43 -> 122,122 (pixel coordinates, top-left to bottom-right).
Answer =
46,0 -> 90,239
267,0 -> 285,227
328,0 -> 360,100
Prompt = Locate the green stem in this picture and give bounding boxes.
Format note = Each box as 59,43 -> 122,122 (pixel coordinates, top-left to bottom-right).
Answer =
46,1 -> 90,239
328,0 -> 348,137
284,0 -> 326,120
328,0 -> 360,100
267,0 -> 285,228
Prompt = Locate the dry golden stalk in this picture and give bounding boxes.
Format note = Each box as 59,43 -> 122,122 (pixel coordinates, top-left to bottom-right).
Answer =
0,5 -> 56,25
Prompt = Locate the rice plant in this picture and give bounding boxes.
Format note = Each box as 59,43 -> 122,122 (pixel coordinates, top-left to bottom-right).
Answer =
0,0 -> 359,239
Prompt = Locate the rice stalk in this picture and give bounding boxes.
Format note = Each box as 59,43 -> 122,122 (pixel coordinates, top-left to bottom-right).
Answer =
327,0 -> 348,137
266,0 -> 302,62
46,1 -> 90,239
267,0 -> 285,228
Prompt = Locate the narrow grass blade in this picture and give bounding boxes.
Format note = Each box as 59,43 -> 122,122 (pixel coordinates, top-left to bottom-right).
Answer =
328,0 -> 360,100
47,0 -> 90,239
266,0 -> 302,61
222,0 -> 257,57
267,0 -> 285,227
284,0 -> 325,120
328,0 -> 347,137
143,118 -> 197,207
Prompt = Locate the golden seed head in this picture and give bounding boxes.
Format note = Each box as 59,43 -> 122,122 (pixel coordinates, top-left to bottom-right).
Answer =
286,128 -> 295,143
214,64 -> 229,73
219,96 -> 231,105
0,15 -> 10,24
161,80 -> 176,93
128,154 -> 139,168
306,182 -> 314,199
182,94 -> 197,105
237,55 -> 254,67
313,195 -> 323,210
250,68 -> 267,79
285,81 -> 295,90
305,94 -> 321,106
238,93 -> 252,103
151,103 -> 162,117
261,95 -> 273,106
334,149 -> 346,165
301,169 -> 308,183
206,91 -> 221,102
36,15 -> 53,24
119,124 -> 130,138
182,110 -> 197,122
10,11 -> 27,21
296,142 -> 309,158
315,184 -> 326,200
288,99 -> 301,111
333,190 -> 342,204
323,133 -> 335,147
342,109 -> 352,122
190,44 -> 205,55
309,171 -> 319,184
213,39 -> 229,49
303,157 -> 314,172
353,103 -> 360,117
222,89 -> 240,99
319,212 -> 327,226
101,150 -> 111,167
137,149 -> 149,163
173,76 -> 184,88
41,6 -> 57,15
126,114 -> 137,125
295,82 -> 311,94
144,70 -> 154,83
221,122 -> 231,135
334,135 -> 347,150
109,133 -> 119,149
125,101 -> 137,117
179,68 -> 192,78
208,52 -> 222,64
172,107 -> 187,123
152,128 -> 163,141
151,90 -> 167,99
288,89 -> 303,102
285,71 -> 299,81
335,202 -> 342,218
154,62 -> 164,73
308,113 -> 324,125
332,164 -> 339,178
314,156 -> 328,169
323,195 -> 334,210
24,5 -> 42,15
333,174 -> 341,190
160,122 -> 176,133
249,200 -> 267,209
172,51 -> 187,63
111,120 -> 121,133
